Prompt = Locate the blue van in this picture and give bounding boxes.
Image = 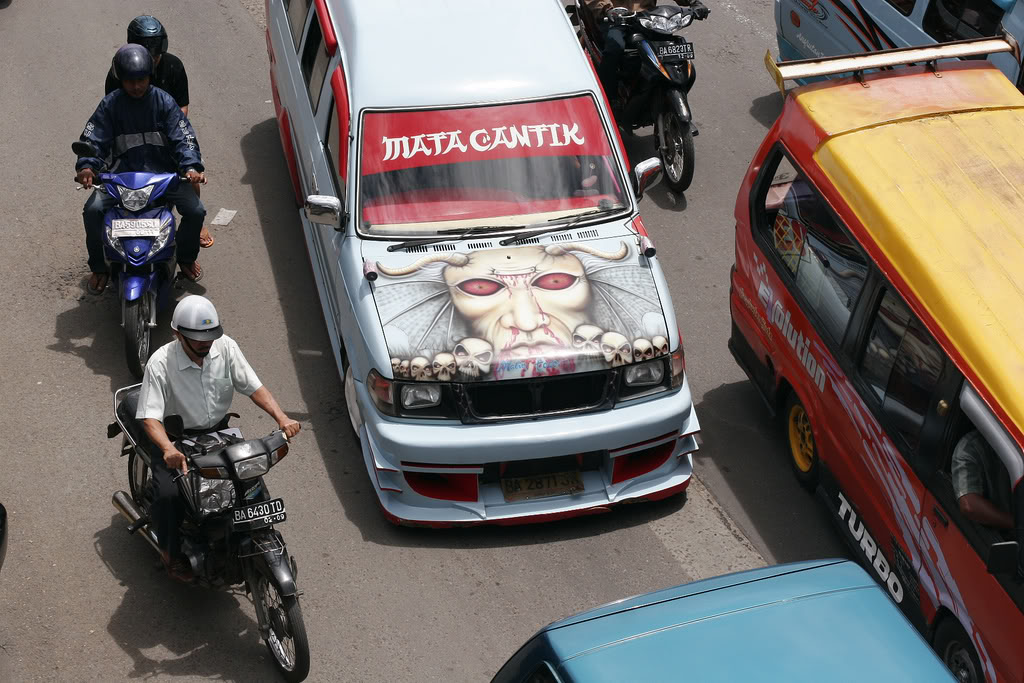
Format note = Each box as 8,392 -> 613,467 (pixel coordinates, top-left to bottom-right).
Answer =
775,0 -> 1024,89
491,560 -> 955,682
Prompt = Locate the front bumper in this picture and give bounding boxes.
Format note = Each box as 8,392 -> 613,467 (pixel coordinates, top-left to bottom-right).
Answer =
355,375 -> 701,526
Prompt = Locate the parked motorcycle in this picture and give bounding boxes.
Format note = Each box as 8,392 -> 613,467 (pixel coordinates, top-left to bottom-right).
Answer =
569,2 -> 709,193
72,141 -> 182,379
108,384 -> 310,682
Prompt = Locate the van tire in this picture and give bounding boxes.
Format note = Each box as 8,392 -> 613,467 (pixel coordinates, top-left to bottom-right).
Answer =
342,360 -> 361,443
783,393 -> 818,490
934,617 -> 983,683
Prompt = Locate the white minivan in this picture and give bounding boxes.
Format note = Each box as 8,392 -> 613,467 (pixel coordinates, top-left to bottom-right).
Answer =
264,0 -> 701,526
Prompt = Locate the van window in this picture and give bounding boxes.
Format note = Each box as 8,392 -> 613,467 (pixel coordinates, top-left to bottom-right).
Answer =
325,103 -> 342,195
858,287 -> 945,454
885,0 -> 916,16
301,15 -> 331,112
923,0 -> 1005,41
285,0 -> 312,49
759,155 -> 869,344
523,662 -> 559,683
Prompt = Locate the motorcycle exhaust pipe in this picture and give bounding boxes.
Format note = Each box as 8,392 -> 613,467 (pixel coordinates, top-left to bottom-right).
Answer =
112,491 -> 161,553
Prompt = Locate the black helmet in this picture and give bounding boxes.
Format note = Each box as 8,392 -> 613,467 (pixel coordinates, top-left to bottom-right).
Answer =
112,43 -> 154,81
127,15 -> 168,57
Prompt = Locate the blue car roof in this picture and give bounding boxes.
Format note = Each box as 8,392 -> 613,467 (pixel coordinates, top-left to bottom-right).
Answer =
531,560 -> 953,681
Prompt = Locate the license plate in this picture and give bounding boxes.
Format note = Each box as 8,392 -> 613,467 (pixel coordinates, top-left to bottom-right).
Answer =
110,218 -> 162,238
656,41 -> 694,63
232,498 -> 286,528
501,471 -> 583,503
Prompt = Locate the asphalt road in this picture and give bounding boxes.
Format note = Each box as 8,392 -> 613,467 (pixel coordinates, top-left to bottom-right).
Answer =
0,0 -> 846,680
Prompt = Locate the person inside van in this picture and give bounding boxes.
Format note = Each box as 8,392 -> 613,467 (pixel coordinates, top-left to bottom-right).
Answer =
583,0 -> 709,110
952,429 -> 1014,530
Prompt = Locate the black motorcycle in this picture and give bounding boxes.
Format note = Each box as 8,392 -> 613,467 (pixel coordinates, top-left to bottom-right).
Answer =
108,384 -> 310,682
570,2 -> 708,193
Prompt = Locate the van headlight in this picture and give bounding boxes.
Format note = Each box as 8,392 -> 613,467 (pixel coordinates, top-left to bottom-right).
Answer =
235,454 -> 270,480
624,359 -> 666,387
117,184 -> 155,212
401,384 -> 442,410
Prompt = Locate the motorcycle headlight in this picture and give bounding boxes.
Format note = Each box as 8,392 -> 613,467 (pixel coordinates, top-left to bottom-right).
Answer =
104,222 -> 127,257
235,454 -> 270,480
624,359 -> 666,387
198,477 -> 235,514
117,184 -> 155,212
147,215 -> 174,257
401,384 -> 442,410
639,12 -> 689,33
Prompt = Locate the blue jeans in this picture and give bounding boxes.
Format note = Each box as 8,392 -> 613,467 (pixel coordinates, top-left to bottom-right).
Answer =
597,26 -> 628,102
82,183 -> 206,274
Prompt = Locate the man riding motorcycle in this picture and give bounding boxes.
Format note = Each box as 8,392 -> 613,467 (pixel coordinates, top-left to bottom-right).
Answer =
75,44 -> 207,293
584,0 -> 710,109
136,295 -> 302,580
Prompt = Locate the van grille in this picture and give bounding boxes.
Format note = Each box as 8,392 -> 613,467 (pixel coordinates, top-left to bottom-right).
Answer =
455,370 -> 615,422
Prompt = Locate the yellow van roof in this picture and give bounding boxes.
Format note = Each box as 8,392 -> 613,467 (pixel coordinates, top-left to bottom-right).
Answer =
801,65 -> 1024,441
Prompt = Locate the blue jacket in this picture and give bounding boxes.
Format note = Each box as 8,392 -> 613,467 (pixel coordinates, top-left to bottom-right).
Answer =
75,86 -> 204,174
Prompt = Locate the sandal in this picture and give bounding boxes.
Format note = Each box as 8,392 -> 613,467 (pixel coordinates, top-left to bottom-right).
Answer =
199,226 -> 215,248
179,262 -> 203,283
87,272 -> 109,295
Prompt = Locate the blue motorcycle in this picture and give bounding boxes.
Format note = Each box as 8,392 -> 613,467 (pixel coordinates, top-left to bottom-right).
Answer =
73,141 -> 180,378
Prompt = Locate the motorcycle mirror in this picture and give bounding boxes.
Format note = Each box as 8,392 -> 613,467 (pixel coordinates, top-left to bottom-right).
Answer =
633,157 -> 664,201
680,12 -> 694,27
164,415 -> 185,441
72,141 -> 98,158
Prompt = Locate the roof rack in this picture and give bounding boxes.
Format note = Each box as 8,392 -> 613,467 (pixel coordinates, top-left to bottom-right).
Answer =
765,33 -> 1021,94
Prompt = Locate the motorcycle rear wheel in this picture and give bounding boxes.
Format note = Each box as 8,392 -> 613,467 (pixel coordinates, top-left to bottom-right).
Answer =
657,111 -> 695,194
127,450 -> 150,507
124,296 -> 151,380
257,572 -> 310,682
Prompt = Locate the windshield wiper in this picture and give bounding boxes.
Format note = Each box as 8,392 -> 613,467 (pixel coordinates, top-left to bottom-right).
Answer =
387,225 -> 524,252
498,209 -> 611,246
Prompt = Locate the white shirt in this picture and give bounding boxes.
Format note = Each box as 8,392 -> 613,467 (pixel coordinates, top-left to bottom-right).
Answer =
137,335 -> 263,430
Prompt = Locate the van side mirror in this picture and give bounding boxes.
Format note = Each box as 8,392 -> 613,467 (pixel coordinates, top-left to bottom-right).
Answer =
164,415 -> 185,441
633,157 -> 663,201
986,540 -> 1018,575
305,194 -> 343,230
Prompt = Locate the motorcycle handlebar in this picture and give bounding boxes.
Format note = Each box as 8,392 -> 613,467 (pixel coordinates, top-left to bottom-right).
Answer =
74,175 -> 199,190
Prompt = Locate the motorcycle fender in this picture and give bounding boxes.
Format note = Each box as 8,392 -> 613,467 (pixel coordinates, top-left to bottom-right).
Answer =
665,89 -> 692,125
122,274 -> 153,302
262,544 -> 298,597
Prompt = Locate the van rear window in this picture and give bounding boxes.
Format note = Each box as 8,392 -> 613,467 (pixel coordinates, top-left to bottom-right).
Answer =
357,96 -> 627,235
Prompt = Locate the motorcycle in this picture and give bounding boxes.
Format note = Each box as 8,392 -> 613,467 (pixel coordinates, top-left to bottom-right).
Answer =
108,384 -> 310,682
72,140 -> 182,379
568,2 -> 708,193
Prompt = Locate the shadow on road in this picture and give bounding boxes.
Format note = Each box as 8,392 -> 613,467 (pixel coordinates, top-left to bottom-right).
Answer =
94,515 -> 272,681
239,117 -> 693,549
749,91 -> 784,129
692,379 -> 848,564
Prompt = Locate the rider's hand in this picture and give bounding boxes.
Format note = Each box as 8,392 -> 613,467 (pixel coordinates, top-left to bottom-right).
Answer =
163,447 -> 188,473
278,418 -> 301,440
185,169 -> 206,186
692,1 -> 710,19
76,167 -> 95,189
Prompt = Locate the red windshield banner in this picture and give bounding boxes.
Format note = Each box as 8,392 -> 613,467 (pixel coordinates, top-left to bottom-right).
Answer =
361,96 -> 612,175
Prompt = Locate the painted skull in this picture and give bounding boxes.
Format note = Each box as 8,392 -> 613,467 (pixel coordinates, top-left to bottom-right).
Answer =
633,338 -> 654,362
572,324 -> 604,358
454,338 -> 494,378
398,360 -> 410,378
652,335 -> 669,356
432,352 -> 457,382
601,332 -> 632,367
410,356 -> 433,381
391,357 -> 402,376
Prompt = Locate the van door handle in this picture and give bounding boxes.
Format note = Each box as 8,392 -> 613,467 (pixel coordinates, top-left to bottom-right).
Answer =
932,506 -> 949,527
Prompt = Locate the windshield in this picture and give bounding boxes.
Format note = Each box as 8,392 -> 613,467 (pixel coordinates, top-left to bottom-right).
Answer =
358,96 -> 628,236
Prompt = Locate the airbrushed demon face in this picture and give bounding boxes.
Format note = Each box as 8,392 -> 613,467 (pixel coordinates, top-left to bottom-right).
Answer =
443,247 -> 591,359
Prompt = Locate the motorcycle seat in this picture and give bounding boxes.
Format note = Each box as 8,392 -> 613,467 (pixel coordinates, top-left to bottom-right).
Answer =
115,387 -> 160,463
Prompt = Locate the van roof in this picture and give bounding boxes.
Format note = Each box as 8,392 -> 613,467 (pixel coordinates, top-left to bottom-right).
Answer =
330,0 -> 599,110
782,63 -> 1024,446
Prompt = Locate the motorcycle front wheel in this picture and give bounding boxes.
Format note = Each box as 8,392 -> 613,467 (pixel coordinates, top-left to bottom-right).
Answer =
124,296 -> 151,380
256,570 -> 310,682
656,110 -> 695,194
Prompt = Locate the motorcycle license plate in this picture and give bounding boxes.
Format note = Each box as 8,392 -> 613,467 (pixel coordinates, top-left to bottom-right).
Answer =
232,498 -> 286,529
656,41 -> 694,63
110,218 -> 162,238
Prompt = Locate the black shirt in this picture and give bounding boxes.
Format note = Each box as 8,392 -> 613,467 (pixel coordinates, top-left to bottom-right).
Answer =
105,52 -> 189,108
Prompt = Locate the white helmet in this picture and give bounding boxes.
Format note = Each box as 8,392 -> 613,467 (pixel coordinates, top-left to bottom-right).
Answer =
171,295 -> 223,341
